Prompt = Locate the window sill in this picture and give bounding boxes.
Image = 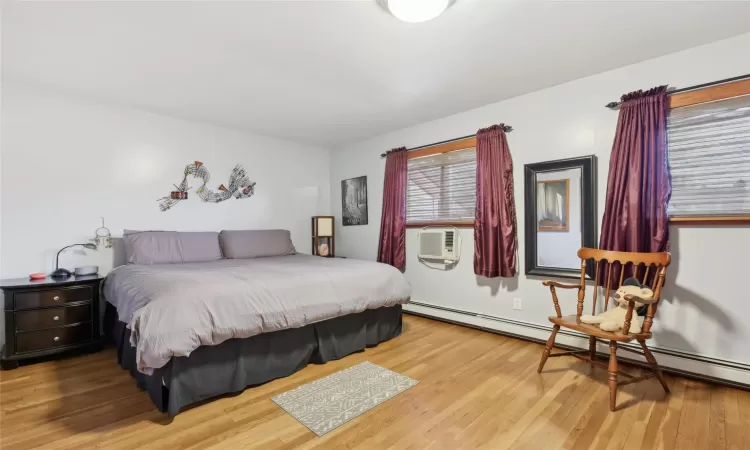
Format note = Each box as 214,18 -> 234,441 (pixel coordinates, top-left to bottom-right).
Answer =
669,216 -> 750,225
406,222 -> 474,228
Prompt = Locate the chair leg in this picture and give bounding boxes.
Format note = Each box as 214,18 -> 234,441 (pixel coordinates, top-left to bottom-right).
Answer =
537,325 -> 560,373
589,336 -> 597,365
608,341 -> 618,412
638,339 -> 670,394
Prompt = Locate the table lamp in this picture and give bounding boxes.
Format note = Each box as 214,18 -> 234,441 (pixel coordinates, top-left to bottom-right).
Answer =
312,216 -> 335,257
50,243 -> 98,278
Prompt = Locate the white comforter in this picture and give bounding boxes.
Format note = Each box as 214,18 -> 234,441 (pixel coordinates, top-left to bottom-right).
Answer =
103,255 -> 411,374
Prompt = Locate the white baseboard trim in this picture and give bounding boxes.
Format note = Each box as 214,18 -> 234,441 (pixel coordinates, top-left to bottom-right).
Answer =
404,301 -> 750,388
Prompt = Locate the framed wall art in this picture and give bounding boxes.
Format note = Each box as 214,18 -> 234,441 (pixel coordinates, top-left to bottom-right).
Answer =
524,155 -> 597,279
341,176 -> 368,226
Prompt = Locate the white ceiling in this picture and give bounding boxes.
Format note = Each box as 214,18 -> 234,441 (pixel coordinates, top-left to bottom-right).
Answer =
3,1 -> 749,147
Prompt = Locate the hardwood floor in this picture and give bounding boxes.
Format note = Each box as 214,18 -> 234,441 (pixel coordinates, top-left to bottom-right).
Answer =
1,314 -> 749,450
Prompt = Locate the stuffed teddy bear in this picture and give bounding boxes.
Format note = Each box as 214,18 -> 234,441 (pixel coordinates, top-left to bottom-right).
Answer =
580,277 -> 654,334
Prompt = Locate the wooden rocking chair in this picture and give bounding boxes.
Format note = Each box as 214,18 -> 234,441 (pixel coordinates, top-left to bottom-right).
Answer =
536,248 -> 672,411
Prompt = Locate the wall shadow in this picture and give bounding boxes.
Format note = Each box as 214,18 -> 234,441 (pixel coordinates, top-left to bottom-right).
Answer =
658,226 -> 736,356
475,274 -> 519,296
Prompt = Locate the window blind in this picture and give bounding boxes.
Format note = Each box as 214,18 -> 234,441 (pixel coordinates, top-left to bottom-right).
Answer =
407,148 -> 476,223
667,94 -> 750,217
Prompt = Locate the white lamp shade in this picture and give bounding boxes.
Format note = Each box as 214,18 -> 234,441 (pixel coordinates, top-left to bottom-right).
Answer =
314,217 -> 334,237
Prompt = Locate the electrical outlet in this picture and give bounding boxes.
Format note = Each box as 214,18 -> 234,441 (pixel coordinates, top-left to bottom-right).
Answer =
513,298 -> 523,311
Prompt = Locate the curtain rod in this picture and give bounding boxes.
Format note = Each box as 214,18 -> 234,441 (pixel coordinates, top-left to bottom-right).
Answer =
380,125 -> 513,158
605,74 -> 750,110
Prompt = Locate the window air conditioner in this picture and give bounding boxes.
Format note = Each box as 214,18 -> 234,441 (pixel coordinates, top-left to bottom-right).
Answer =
418,229 -> 458,262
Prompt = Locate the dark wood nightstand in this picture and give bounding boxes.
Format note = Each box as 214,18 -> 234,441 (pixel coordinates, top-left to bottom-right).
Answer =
1,275 -> 103,370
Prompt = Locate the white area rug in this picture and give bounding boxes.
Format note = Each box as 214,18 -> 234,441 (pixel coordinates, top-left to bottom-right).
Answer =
271,361 -> 419,436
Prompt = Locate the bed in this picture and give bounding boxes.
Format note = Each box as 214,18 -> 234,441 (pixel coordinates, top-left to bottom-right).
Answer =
103,230 -> 411,415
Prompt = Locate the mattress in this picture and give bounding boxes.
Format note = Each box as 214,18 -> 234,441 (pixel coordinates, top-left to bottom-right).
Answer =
103,254 -> 411,374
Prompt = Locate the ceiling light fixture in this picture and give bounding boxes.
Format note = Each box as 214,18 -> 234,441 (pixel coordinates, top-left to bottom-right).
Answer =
378,0 -> 456,23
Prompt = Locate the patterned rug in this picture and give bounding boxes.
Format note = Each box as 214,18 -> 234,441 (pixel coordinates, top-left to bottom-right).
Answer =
271,361 -> 419,436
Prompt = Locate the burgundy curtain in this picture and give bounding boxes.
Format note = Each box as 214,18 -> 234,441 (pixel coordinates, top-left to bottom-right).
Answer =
474,125 -> 518,278
599,86 -> 671,282
377,147 -> 407,270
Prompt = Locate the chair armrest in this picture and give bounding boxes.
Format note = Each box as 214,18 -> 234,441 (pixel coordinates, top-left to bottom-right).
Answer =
542,281 -> 582,290
622,295 -> 658,335
623,294 -> 658,305
544,281 -> 582,318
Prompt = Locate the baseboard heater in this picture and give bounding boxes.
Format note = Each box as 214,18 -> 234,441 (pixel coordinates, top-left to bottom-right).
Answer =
404,300 -> 750,390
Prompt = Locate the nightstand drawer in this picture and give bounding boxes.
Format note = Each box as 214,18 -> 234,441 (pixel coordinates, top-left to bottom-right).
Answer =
15,323 -> 92,354
14,286 -> 93,310
15,304 -> 91,332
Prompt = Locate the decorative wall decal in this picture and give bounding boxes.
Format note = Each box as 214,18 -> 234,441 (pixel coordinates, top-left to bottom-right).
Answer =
158,161 -> 256,211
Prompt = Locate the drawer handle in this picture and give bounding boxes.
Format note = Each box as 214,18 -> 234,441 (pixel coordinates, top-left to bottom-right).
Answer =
53,296 -> 60,301
53,316 -> 60,321
53,336 -> 60,342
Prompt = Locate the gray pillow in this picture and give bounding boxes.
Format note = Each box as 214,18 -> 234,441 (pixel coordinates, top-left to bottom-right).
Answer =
219,230 -> 296,259
176,232 -> 223,263
124,230 -> 223,264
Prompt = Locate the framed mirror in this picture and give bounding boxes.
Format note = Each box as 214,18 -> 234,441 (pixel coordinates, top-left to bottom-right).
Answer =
524,155 -> 597,279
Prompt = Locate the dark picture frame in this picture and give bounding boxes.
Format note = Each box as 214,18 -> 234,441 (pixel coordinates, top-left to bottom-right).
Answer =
524,155 -> 597,279
341,176 -> 368,226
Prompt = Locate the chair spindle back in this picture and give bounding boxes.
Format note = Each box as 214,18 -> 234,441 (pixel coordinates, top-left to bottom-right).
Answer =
577,248 -> 671,335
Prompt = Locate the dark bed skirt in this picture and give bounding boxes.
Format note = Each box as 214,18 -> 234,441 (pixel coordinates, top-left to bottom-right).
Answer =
104,303 -> 403,416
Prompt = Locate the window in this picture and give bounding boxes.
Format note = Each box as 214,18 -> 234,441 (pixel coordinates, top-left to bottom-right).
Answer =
407,146 -> 476,226
666,78 -> 750,224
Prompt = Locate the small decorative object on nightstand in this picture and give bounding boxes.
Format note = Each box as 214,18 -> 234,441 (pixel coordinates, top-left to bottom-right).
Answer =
312,216 -> 335,257
0,275 -> 103,370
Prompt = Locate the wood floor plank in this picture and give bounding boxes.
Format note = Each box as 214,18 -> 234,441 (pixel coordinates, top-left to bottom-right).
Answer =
637,375 -> 675,450
369,341 -> 529,449
708,384 -> 727,450
649,376 -> 687,450
506,367 -> 590,450
621,379 -> 661,450
457,355 -> 573,449
600,376 -> 650,450
550,381 -> 607,450
564,374 -> 614,450
674,380 -> 712,450
735,389 -> 750,450
0,314 -> 741,450
723,387 -> 746,450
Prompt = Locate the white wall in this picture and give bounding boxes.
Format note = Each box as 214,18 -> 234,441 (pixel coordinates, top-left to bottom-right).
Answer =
0,9 -> 3,281
330,34 -> 750,375
0,82 -> 331,279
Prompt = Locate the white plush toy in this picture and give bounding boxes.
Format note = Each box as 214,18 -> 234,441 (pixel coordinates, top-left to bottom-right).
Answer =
580,277 -> 654,334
